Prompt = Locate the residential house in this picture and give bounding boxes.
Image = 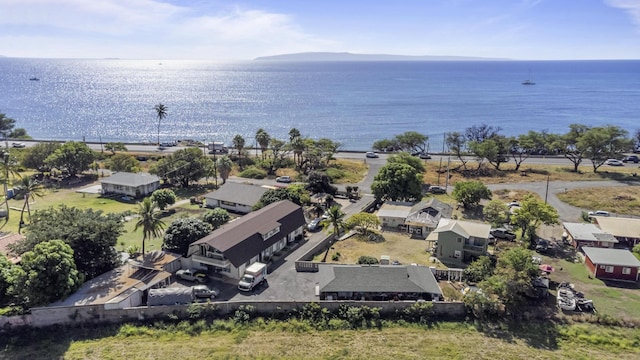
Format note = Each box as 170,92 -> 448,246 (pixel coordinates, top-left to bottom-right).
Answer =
203,182 -> 269,214
186,200 -> 306,279
562,222 -> 618,250
317,265 -> 443,301
592,216 -> 640,248
429,219 -> 491,265
583,247 -> 640,282
377,198 -> 453,238
100,172 -> 160,198
49,250 -> 181,309
0,233 -> 23,264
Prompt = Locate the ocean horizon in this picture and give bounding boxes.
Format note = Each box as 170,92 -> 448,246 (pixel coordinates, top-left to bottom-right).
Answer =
1,58 -> 639,151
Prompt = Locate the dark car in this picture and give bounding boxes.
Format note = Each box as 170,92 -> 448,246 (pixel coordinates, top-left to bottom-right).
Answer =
419,152 -> 432,159
428,186 -> 446,194
535,239 -> 549,253
490,228 -> 516,241
622,155 -> 639,163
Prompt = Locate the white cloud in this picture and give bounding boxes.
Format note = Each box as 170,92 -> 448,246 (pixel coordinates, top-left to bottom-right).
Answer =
606,0 -> 640,27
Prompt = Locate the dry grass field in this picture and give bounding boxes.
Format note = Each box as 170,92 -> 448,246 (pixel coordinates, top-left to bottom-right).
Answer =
556,186 -> 640,215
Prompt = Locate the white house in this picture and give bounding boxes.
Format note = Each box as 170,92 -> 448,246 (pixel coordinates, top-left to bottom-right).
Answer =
203,182 -> 269,213
100,172 -> 160,198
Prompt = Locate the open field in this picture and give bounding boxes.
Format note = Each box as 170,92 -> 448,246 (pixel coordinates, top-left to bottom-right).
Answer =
423,161 -> 640,186
556,186 -> 640,215
2,321 -> 640,360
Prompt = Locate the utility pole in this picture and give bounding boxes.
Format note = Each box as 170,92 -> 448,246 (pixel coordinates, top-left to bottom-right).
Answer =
544,174 -> 550,204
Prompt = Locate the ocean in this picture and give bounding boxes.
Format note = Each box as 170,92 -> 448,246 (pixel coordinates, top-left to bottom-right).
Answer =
0,58 -> 639,151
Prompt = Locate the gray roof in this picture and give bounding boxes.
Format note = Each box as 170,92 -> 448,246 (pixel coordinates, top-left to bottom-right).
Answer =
318,265 -> 442,295
204,182 -> 268,207
100,172 -> 160,187
563,222 -> 618,243
583,247 -> 640,267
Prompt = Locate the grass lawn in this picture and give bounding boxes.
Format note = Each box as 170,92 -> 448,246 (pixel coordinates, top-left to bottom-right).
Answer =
557,186 -> 640,215
314,231 -> 438,266
3,321 -> 640,360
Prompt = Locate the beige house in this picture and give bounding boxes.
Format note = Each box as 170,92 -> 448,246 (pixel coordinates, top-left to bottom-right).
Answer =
592,216 -> 640,248
377,199 -> 453,238
100,172 -> 160,198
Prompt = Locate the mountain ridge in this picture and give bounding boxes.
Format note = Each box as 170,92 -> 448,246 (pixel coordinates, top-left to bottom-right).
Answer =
255,52 -> 509,61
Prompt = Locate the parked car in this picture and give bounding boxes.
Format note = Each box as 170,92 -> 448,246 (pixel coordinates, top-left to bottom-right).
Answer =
604,159 -> 624,166
192,285 -> 220,299
176,269 -> 207,283
535,239 -> 549,253
588,210 -> 610,217
428,186 -> 446,194
307,218 -> 323,231
365,151 -> 379,158
419,152 -> 432,159
11,142 -> 26,148
507,201 -> 521,208
622,155 -> 639,163
490,228 -> 516,241
276,176 -> 291,183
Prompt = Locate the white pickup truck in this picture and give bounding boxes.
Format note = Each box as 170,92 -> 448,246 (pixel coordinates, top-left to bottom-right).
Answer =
176,269 -> 207,283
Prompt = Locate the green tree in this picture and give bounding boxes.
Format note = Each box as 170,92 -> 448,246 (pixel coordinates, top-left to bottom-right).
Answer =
134,197 -> 165,255
578,125 -> 631,173
306,171 -> 337,195
511,195 -> 559,244
254,187 -> 303,210
13,206 -> 123,279
395,131 -> 428,153
154,103 -> 167,146
163,218 -> 212,256
232,134 -> 246,169
463,256 -> 495,283
150,188 -> 177,210
104,142 -> 128,155
0,113 -> 16,143
151,147 -> 213,187
21,142 -> 61,172
387,152 -> 425,173
15,176 -> 45,234
255,128 -> 270,160
452,180 -> 492,209
356,256 -> 379,265
19,240 -> 83,307
445,131 -> 469,170
203,208 -> 231,229
483,199 -> 510,227
44,141 -> 94,177
345,212 -> 381,235
468,136 -> 510,170
371,162 -> 422,201
105,153 -> 140,173
0,254 -> 18,304
372,138 -> 398,152
0,147 -> 20,219
553,124 -> 590,172
215,155 -> 233,184
321,205 -> 346,262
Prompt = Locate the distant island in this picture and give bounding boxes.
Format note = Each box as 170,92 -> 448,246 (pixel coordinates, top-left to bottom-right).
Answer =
255,52 -> 509,61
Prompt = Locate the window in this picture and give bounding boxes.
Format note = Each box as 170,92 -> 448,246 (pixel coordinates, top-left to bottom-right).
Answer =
262,226 -> 281,241
622,267 -> 631,275
457,238 -> 462,243
454,250 -> 461,258
605,266 -> 614,273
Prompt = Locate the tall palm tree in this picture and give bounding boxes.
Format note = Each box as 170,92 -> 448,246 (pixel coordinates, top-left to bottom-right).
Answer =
216,155 -> 233,184
16,175 -> 45,233
232,134 -> 245,169
255,128 -> 270,160
0,148 -> 20,220
153,103 -> 167,146
134,197 -> 165,255
320,205 -> 346,262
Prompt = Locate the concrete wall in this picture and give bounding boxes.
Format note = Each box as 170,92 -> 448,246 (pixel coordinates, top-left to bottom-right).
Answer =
1,301 -> 465,328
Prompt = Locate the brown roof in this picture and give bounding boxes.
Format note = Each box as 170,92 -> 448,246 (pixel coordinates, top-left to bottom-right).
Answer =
191,200 -> 305,267
0,233 -> 23,264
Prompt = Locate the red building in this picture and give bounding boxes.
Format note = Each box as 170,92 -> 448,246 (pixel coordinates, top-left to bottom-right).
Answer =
583,247 -> 640,282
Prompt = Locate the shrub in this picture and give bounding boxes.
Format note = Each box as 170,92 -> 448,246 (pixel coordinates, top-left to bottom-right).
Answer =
238,167 -> 266,179
356,255 -> 379,265
399,302 -> 434,324
233,305 -> 256,324
332,253 -> 340,261
325,168 -> 345,181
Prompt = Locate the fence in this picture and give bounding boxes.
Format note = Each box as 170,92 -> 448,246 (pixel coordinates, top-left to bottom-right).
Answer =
0,300 -> 465,329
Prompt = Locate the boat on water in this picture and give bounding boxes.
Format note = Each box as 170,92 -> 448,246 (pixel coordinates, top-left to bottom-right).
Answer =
521,79 -> 535,85
29,77 -> 40,81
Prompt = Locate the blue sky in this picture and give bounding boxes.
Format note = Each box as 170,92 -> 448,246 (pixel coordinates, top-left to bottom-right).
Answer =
1,0 -> 639,60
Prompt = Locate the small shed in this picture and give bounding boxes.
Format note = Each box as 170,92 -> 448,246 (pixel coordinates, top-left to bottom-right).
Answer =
583,247 -> 640,282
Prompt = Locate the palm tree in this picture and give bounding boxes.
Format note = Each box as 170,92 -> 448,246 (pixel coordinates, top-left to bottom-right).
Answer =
0,148 -> 20,220
134,197 -> 165,255
255,128 -> 270,160
232,134 -> 245,169
16,175 -> 45,234
216,156 -> 233,184
153,103 -> 168,146
320,205 -> 346,262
